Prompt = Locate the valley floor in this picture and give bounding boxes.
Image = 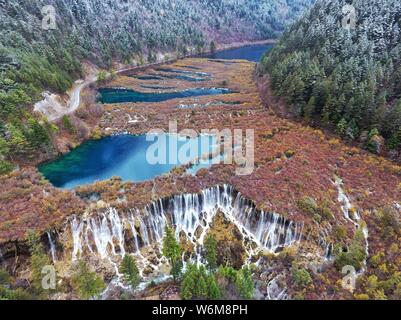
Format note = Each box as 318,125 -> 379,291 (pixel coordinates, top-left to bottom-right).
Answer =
1,56 -> 400,300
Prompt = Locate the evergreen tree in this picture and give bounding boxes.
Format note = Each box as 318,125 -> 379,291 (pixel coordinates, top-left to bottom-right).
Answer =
162,226 -> 182,282
180,272 -> 195,300
210,41 -> 217,53
388,126 -> 401,150
8,124 -> 29,155
71,260 -> 105,300
195,274 -> 208,298
336,118 -> 348,137
366,128 -> 382,154
27,231 -> 52,297
180,263 -> 197,300
235,266 -> 254,299
26,118 -> 50,149
0,0 -> 314,166
207,275 -> 221,300
119,255 -> 141,290
346,119 -> 359,140
204,235 -> 218,272
260,0 -> 401,152
304,96 -> 316,121
0,160 -> 13,175
0,137 -> 12,175
180,263 -> 223,300
147,51 -> 157,63
0,137 -> 9,157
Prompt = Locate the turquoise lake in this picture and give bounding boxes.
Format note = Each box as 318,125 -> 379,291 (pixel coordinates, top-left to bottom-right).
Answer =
98,87 -> 232,104
39,134 -> 217,189
206,43 -> 273,62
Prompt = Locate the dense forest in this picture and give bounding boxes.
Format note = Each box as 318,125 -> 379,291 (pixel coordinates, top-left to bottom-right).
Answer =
260,0 -> 401,159
0,0 -> 314,173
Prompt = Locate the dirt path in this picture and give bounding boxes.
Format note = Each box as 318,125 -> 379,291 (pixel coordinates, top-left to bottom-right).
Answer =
33,65 -> 154,122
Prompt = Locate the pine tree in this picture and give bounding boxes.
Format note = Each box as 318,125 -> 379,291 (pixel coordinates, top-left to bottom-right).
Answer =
304,96 -> 316,121
120,255 -> 141,290
195,275 -> 208,298
312,79 -> 331,112
162,226 -> 182,282
235,266 -> 254,299
207,275 -> 221,300
210,41 -> 217,53
388,126 -> 401,150
346,119 -> 359,140
71,260 -> 105,300
8,124 -> 29,155
27,231 -> 52,297
322,95 -> 334,124
0,160 -> 13,175
180,263 -> 197,300
365,128 -> 382,154
180,274 -> 195,300
26,118 -> 50,149
0,137 -> 9,158
204,235 -> 218,272
147,51 -> 157,63
336,118 -> 348,136
0,137 -> 12,175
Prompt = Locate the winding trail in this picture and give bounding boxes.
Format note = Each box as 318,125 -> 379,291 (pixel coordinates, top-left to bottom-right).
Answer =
66,62 -> 170,115
34,62 -> 167,121
42,66 -> 143,121
35,61 -> 184,121
67,78 -> 93,116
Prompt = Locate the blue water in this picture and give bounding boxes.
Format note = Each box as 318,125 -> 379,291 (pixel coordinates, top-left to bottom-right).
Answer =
135,72 -> 208,82
157,74 -> 208,82
134,68 -> 210,82
39,134 -> 218,189
206,44 -> 273,62
98,87 -> 233,104
156,68 -> 210,77
140,85 -> 176,90
135,75 -> 164,80
174,65 -> 201,70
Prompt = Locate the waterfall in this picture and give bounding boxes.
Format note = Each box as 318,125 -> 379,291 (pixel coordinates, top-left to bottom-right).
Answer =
128,211 -> 141,253
334,177 -> 359,226
266,274 -> 288,300
334,177 -> 369,272
69,185 -> 303,265
73,208 -> 126,260
47,231 -> 57,263
315,223 -> 334,261
71,216 -> 84,261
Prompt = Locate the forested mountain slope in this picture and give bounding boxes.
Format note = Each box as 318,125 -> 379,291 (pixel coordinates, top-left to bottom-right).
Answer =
260,0 -> 401,159
0,0 -> 313,173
